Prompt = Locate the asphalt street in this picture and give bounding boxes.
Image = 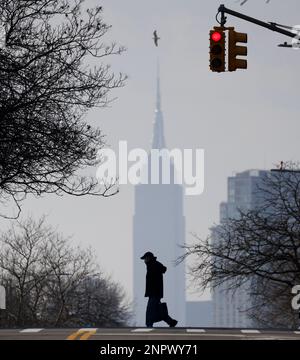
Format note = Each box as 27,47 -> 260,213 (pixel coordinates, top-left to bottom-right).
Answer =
0,327 -> 299,340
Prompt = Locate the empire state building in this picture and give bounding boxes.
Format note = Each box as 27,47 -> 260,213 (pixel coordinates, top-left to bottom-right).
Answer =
132,72 -> 186,326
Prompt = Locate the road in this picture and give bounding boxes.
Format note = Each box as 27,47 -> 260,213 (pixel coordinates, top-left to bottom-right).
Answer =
0,327 -> 299,340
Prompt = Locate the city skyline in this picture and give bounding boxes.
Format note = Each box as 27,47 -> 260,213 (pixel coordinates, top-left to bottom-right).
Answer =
1,0 -> 300,305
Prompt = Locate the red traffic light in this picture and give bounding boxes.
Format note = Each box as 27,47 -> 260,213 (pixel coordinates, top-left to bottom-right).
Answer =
211,31 -> 222,42
209,28 -> 225,72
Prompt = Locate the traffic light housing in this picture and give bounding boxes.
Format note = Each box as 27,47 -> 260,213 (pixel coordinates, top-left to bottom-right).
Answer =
228,28 -> 248,71
209,27 -> 226,72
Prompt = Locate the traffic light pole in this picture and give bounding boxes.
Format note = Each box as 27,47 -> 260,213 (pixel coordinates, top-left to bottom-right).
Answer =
218,4 -> 297,39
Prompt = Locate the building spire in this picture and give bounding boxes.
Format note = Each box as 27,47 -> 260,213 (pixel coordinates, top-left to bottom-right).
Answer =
156,61 -> 161,111
152,61 -> 166,149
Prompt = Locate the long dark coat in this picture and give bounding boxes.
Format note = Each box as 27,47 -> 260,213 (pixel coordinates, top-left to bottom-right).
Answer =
144,259 -> 167,298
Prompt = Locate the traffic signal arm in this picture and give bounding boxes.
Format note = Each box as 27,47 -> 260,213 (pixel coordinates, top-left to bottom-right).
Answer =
218,4 -> 296,40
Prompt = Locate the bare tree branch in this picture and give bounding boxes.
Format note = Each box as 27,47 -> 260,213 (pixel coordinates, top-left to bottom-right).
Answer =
0,0 -> 125,216
0,216 -> 132,327
178,163 -> 300,327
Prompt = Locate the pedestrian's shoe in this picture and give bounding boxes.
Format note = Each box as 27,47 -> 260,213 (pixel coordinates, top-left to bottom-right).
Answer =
169,319 -> 178,327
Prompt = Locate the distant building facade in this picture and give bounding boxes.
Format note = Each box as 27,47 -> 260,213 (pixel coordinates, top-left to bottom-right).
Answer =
186,301 -> 213,327
212,170 -> 268,328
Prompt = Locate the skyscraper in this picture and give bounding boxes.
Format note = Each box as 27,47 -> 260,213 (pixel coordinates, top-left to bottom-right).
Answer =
212,169 -> 268,328
132,71 -> 186,327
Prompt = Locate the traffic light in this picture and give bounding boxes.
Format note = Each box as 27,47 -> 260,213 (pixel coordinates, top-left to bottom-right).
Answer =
228,28 -> 248,71
209,27 -> 226,72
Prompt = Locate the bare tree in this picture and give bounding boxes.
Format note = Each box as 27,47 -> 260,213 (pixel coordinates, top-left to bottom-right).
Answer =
248,277 -> 298,328
70,276 -> 132,327
0,216 -> 54,325
0,0 -> 126,217
179,165 -> 300,328
0,216 -> 132,327
42,235 -> 98,326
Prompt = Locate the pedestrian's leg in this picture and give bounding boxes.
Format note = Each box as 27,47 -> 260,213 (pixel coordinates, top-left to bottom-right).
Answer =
146,297 -> 158,327
153,297 -> 161,323
163,315 -> 173,326
160,303 -> 178,327
146,298 -> 153,327
164,315 -> 178,327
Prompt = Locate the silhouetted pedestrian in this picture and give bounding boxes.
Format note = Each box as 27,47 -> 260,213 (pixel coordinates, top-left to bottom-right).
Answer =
141,251 -> 178,328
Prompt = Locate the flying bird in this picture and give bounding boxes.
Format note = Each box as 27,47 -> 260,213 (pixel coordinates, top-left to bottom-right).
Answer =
153,30 -> 160,47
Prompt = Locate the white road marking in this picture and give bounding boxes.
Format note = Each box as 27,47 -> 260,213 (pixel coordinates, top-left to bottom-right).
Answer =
247,337 -> 286,340
294,331 -> 300,334
241,329 -> 260,333
20,329 -> 43,333
186,329 -> 206,333
98,332 -> 244,337
131,328 -> 153,332
79,328 -> 98,331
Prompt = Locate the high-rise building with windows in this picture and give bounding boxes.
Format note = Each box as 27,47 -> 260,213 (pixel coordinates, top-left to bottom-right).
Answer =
212,170 -> 268,328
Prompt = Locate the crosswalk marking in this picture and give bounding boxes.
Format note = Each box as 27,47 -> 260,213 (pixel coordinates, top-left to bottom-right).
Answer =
131,328 -> 153,332
294,331 -> 300,334
20,329 -> 43,333
186,329 -> 206,333
241,329 -> 260,333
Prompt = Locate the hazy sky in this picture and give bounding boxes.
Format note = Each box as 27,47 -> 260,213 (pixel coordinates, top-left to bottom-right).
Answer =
1,0 -> 300,302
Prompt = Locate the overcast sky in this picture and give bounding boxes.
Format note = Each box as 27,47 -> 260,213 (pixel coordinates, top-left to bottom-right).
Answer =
1,0 -> 300,302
